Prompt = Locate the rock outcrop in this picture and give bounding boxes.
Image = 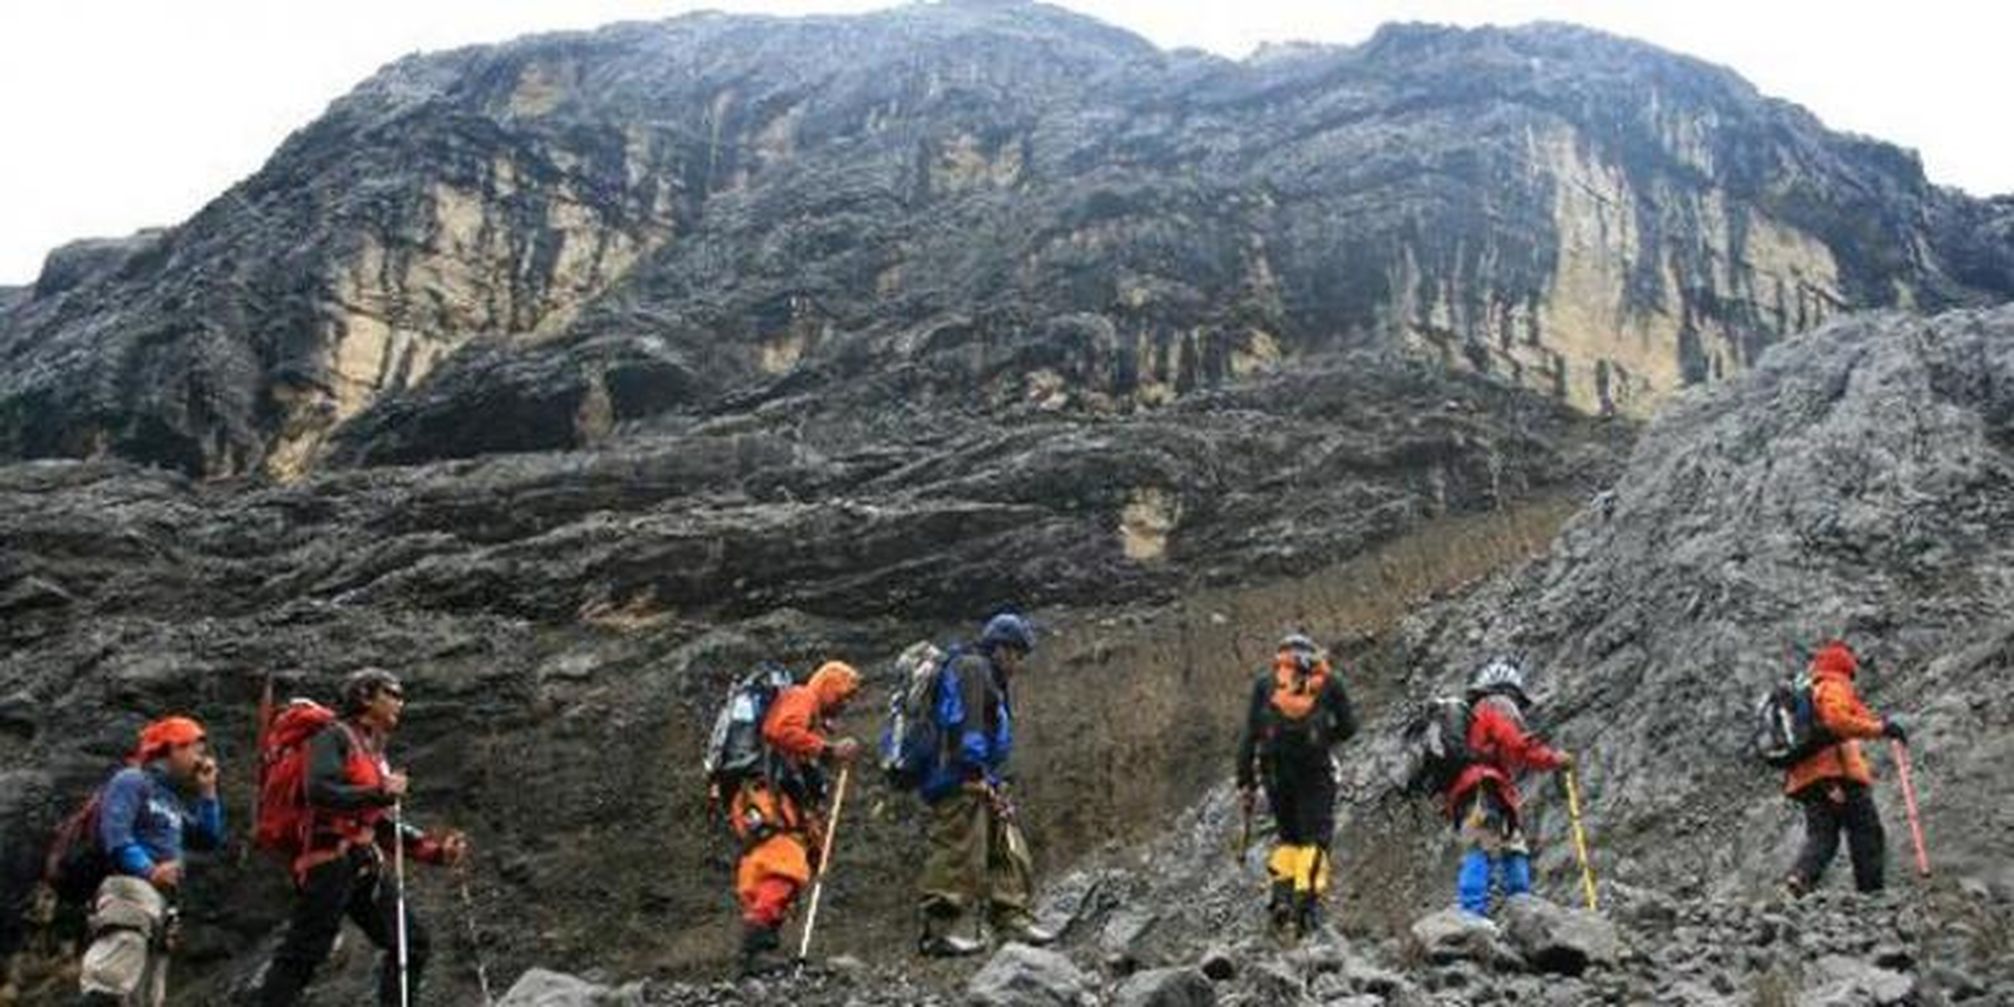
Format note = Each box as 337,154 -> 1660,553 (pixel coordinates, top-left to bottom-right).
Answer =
3,3 -> 2010,478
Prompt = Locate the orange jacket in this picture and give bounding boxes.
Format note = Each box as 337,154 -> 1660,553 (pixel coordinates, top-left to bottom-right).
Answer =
1784,644 -> 1885,795
760,661 -> 861,766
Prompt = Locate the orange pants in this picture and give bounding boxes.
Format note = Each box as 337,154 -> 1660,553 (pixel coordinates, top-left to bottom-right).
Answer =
730,783 -> 818,928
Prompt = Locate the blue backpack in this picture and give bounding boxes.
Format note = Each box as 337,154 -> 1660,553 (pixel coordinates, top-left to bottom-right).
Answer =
878,641 -> 951,791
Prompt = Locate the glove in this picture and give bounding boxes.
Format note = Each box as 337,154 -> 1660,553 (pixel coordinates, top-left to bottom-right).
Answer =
1882,717 -> 1908,744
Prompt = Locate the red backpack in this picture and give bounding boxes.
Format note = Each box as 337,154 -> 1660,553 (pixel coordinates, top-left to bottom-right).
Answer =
254,700 -> 338,857
42,787 -> 110,904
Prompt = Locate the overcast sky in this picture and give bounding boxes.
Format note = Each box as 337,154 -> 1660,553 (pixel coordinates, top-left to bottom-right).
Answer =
1,0 -> 2005,284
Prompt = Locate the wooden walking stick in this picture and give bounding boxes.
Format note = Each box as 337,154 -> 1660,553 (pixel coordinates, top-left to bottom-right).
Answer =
796,764 -> 851,971
1562,766 -> 1599,911
1891,740 -> 1932,877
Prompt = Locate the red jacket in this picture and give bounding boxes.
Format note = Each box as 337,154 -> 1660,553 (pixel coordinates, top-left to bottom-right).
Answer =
1447,693 -> 1565,816
1784,644 -> 1884,795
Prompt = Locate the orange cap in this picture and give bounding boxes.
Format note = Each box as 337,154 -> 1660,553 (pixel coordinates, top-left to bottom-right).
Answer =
134,715 -> 206,763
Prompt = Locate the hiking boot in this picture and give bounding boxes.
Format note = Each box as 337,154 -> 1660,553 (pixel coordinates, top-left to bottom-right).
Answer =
919,910 -> 986,958
1778,875 -> 1811,901
919,933 -> 986,957
1267,880 -> 1297,943
738,924 -> 786,977
992,917 -> 1057,947
1294,893 -> 1325,940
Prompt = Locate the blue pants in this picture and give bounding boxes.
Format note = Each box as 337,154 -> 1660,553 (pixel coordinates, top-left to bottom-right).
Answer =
1457,849 -> 1532,916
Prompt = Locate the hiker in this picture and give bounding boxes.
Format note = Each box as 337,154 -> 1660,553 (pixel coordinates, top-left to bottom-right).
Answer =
77,715 -> 224,1006
253,668 -> 468,1006
1782,641 -> 1905,896
729,660 -> 863,974
916,612 -> 1050,956
1446,658 -> 1571,918
1234,633 -> 1358,940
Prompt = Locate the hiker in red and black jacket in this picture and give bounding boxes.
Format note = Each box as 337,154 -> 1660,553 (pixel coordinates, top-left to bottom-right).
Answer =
1447,658 -> 1571,917
254,669 -> 467,1007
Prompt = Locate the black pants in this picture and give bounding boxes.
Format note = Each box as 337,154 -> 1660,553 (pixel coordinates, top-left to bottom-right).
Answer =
1263,757 -> 1338,847
255,847 -> 431,1006
1790,781 -> 1886,893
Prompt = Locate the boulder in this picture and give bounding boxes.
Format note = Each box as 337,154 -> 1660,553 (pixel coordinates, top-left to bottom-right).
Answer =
967,944 -> 1094,1007
1501,895 -> 1621,976
1410,908 -> 1507,965
1111,966 -> 1215,1007
497,969 -> 618,1007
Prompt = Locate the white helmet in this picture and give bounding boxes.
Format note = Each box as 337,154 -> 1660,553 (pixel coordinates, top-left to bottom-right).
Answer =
1469,656 -> 1526,698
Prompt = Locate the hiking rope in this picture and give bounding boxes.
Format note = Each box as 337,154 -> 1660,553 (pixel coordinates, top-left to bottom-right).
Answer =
795,764 -> 851,971
456,865 -> 496,1006
1562,766 -> 1599,911
1891,740 -> 1931,877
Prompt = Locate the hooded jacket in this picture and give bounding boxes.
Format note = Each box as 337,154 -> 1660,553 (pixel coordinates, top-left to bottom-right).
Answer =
1785,644 -> 1885,795
920,647 -> 1014,803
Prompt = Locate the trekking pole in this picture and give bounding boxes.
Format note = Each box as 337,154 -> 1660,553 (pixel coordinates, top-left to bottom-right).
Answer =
393,802 -> 410,1007
795,764 -> 851,973
1890,740 -> 1931,877
1562,766 -> 1599,911
1233,790 -> 1254,865
456,863 -> 496,1006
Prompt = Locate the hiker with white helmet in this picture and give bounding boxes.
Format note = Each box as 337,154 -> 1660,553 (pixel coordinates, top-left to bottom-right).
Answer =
1444,657 -> 1572,918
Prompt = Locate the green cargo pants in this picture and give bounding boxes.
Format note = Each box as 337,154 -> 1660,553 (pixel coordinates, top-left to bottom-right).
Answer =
917,789 -> 1034,930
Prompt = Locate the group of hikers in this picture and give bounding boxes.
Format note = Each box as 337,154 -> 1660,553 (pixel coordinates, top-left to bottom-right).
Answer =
27,613 -> 1917,1004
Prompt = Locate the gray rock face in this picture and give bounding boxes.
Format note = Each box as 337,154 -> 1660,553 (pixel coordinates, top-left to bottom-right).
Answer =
497,968 -> 635,1006
2,6 -> 2009,477
1110,966 -> 1215,1007
1367,305 -> 2014,897
1501,895 -> 1621,976
1802,954 -> 1915,1006
967,943 -> 1094,1007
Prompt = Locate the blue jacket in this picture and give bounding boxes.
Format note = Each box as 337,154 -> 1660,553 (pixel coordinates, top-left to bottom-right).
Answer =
98,763 -> 225,877
920,649 -> 1014,804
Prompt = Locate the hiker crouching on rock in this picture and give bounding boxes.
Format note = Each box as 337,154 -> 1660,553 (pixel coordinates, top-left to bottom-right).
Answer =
916,613 -> 1052,956
1783,641 -> 1905,897
1446,658 -> 1571,918
1234,633 -> 1357,942
730,661 -> 863,975
79,715 -> 224,1006
254,669 -> 467,1006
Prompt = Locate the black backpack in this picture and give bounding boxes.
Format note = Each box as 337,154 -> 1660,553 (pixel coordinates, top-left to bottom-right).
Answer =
1750,676 -> 1834,769
702,663 -> 795,800
1398,697 -> 1475,797
43,787 -> 110,905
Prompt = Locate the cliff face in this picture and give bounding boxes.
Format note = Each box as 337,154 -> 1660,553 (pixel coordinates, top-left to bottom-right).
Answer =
2,5 -> 2008,478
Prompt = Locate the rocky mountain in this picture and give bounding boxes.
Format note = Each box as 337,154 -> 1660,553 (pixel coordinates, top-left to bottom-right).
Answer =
2,1 -> 2010,480
3,2 -> 2013,1004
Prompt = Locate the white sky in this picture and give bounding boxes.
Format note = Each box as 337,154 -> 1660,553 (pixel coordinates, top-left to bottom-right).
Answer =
1,1 -> 2006,284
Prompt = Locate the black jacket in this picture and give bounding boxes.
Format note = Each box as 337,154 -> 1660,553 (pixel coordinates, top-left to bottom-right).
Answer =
1235,667 -> 1357,789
